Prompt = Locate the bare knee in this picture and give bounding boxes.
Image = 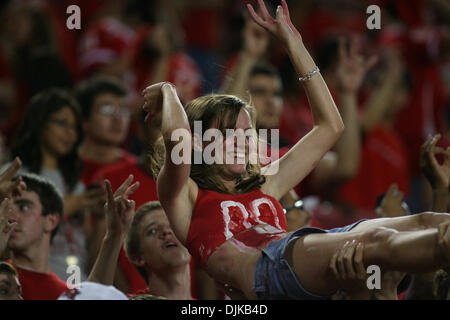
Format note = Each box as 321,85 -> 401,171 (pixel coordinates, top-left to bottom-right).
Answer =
416,212 -> 450,229
360,227 -> 399,265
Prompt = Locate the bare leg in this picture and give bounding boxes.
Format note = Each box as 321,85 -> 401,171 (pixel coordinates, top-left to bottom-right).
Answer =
351,212 -> 450,233
289,223 -> 449,296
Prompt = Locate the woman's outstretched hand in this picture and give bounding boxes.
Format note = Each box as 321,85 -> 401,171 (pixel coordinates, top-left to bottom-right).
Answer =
247,0 -> 301,47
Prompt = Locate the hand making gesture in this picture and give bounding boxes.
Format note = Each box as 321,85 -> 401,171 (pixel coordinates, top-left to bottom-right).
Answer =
0,158 -> 26,200
335,37 -> 377,94
247,0 -> 301,47
420,134 -> 450,191
104,174 -> 140,239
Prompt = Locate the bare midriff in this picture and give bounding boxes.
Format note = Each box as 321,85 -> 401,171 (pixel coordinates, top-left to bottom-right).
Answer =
204,224 -> 287,299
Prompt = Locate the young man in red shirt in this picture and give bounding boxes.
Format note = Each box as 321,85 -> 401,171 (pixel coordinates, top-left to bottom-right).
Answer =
4,173 -> 68,299
75,75 -> 140,292
75,75 -> 137,187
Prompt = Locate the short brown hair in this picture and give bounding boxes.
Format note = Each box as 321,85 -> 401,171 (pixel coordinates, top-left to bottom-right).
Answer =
0,262 -> 18,276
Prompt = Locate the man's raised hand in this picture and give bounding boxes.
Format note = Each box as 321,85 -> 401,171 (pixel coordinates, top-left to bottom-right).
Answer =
104,175 -> 139,238
0,158 -> 26,200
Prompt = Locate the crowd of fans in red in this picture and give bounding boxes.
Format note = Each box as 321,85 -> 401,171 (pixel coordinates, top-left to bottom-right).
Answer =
0,0 -> 449,300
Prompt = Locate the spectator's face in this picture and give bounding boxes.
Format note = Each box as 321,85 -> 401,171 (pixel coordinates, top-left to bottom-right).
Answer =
0,273 -> 22,300
136,209 -> 190,272
219,108 -> 256,178
248,74 -> 283,129
85,93 -> 130,146
7,191 -> 55,252
41,106 -> 78,158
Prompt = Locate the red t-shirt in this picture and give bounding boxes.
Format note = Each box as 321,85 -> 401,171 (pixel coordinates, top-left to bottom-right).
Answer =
14,265 -> 68,300
338,126 -> 410,213
93,161 -> 158,209
186,188 -> 287,267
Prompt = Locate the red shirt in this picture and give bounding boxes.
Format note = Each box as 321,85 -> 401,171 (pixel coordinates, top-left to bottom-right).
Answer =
80,150 -> 137,186
338,126 -> 410,212
14,265 -> 68,300
93,160 -> 158,209
186,188 -> 287,267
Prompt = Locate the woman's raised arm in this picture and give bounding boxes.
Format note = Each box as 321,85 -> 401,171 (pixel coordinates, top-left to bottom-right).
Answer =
248,0 -> 344,199
142,82 -> 196,242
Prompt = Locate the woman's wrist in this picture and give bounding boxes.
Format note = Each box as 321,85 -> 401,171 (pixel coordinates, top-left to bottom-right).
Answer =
287,40 -> 317,78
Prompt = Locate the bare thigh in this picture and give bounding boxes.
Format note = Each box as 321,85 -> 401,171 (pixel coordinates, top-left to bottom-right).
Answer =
288,216 -> 449,297
289,231 -> 369,296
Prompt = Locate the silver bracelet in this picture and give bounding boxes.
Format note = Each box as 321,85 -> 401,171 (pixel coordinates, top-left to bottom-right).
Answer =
298,66 -> 320,82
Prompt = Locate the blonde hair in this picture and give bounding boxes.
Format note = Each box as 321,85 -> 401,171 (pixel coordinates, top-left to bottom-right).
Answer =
149,94 -> 265,194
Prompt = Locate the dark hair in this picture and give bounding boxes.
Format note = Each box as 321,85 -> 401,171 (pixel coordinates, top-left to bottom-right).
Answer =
315,37 -> 340,74
26,48 -> 73,97
250,63 -> 281,80
14,173 -> 63,242
74,75 -> 127,120
125,201 -> 164,282
0,262 -> 18,276
11,88 -> 83,191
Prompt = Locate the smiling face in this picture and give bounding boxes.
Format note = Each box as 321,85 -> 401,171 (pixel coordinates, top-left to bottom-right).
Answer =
41,106 -> 78,158
219,108 -> 256,179
135,209 -> 190,273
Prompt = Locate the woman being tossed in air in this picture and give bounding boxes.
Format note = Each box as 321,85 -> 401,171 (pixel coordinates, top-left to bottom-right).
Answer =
143,0 -> 450,299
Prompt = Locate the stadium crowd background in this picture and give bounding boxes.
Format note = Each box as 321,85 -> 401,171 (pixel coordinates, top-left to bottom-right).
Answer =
0,0 -> 449,300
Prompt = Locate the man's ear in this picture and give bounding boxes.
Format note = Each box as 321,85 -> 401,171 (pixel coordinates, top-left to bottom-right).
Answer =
43,213 -> 60,234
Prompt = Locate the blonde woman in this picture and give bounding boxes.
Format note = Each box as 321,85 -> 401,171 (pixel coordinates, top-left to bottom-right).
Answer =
144,0 -> 450,299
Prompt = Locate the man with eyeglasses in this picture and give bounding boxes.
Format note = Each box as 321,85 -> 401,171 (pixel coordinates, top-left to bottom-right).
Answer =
75,75 -> 136,187
74,75 -> 140,293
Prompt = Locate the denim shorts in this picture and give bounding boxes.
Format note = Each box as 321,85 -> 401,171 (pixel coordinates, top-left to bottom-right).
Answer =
253,220 -> 366,300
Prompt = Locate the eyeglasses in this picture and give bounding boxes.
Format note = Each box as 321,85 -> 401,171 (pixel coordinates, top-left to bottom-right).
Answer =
97,104 -> 130,118
48,118 -> 77,131
283,200 -> 305,214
